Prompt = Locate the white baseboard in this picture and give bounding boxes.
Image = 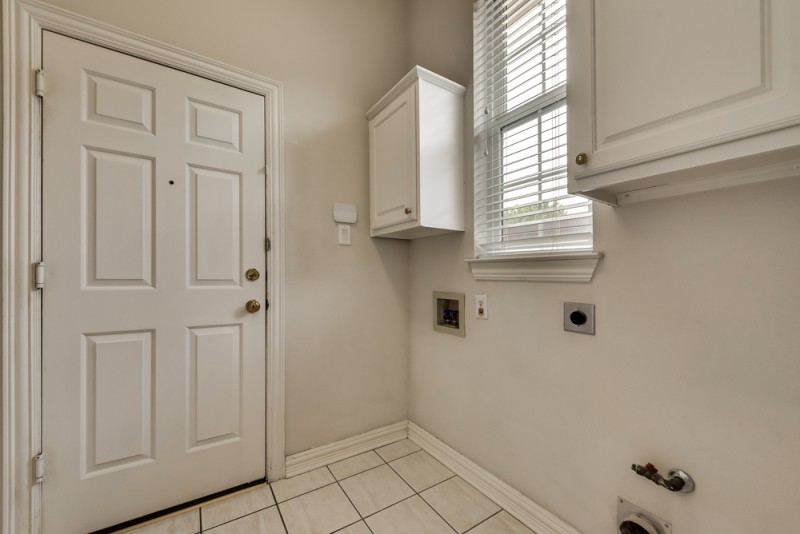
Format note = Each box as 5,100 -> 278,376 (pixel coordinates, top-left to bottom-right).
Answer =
408,421 -> 581,534
284,421 -> 408,478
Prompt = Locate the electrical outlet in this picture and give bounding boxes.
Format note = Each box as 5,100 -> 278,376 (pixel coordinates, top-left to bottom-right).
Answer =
475,295 -> 488,319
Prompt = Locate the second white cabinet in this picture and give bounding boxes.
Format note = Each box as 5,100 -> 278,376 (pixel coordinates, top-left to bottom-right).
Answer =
367,66 -> 465,238
567,0 -> 800,205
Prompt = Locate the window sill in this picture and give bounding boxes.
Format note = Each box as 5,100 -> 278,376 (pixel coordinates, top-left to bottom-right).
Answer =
465,252 -> 603,283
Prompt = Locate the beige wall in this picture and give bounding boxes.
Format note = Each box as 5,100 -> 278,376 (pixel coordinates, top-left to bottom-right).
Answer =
408,1 -> 800,533
407,0 -> 473,87
38,0 -> 413,455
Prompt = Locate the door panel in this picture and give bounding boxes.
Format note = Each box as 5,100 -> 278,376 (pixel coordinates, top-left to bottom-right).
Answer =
85,71 -> 156,133
83,330 -> 155,474
189,166 -> 242,285
42,31 -> 267,533
188,98 -> 242,151
189,325 -> 242,448
86,148 -> 155,286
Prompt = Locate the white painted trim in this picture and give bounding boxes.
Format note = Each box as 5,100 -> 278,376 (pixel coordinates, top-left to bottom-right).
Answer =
284,421 -> 409,478
1,0 -> 16,529
1,1 -> 286,532
408,422 -> 582,534
466,252 -> 603,283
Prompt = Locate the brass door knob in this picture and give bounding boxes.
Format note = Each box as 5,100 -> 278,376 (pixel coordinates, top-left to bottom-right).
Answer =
575,153 -> 588,165
404,208 -> 412,214
245,268 -> 260,281
245,299 -> 261,313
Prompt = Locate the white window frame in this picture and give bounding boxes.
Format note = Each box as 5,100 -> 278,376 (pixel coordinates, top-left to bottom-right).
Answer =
468,0 -> 601,282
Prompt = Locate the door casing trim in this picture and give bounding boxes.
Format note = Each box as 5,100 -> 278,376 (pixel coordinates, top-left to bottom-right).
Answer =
1,1 -> 286,532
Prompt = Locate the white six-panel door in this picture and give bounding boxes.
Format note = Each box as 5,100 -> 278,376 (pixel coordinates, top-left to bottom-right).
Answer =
41,32 -> 267,533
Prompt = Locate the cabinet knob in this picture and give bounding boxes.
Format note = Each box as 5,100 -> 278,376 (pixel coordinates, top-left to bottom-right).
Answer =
404,208 -> 412,214
575,153 -> 588,165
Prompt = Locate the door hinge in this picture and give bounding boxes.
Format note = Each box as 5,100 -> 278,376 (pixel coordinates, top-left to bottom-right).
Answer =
34,261 -> 45,289
33,454 -> 44,484
34,70 -> 45,98
264,237 -> 271,252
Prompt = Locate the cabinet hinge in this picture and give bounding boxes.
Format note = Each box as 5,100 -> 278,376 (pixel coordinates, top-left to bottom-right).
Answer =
33,454 -> 44,484
34,261 -> 45,289
34,70 -> 45,98
264,237 -> 271,252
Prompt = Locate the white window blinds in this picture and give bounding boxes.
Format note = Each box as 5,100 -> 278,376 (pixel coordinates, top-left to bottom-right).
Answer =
473,0 -> 592,257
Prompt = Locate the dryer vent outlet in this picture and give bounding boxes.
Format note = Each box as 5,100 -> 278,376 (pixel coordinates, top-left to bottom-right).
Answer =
617,498 -> 671,534
564,302 -> 595,334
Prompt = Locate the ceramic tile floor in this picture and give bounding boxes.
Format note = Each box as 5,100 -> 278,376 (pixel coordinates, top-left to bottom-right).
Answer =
123,439 -> 535,534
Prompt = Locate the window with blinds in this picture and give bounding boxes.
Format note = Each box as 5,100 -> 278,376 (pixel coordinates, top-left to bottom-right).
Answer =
473,0 -> 592,257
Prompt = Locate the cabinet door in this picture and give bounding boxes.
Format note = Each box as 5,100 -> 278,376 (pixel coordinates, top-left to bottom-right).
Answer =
370,84 -> 418,231
568,0 -> 800,182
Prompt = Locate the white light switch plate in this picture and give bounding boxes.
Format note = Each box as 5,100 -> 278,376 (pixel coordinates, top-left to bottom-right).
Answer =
338,224 -> 351,245
475,294 -> 488,319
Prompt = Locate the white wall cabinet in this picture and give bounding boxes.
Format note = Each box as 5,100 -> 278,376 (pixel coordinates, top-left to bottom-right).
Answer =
567,0 -> 800,206
367,66 -> 465,238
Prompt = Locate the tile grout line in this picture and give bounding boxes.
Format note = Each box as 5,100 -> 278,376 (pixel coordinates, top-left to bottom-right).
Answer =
414,440 -> 521,529
374,446 -> 423,464
417,478 -> 506,534
399,441 -> 510,533
383,459 -> 459,534
340,441 -> 461,531
200,506 -> 274,532
359,493 -> 418,521
275,479 -> 339,506
332,453 -> 387,483
416,473 -> 458,493
197,485 -> 275,532
332,442 -> 424,528
268,483 -> 290,534
462,509 -> 503,533
328,464 -> 376,534
327,465 -> 362,519
416,491 -> 460,534
269,450 -> 396,531
381,458 -> 416,494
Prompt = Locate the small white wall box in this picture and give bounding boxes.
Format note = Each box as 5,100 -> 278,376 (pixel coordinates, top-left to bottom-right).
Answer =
433,291 -> 465,337
333,203 -> 357,224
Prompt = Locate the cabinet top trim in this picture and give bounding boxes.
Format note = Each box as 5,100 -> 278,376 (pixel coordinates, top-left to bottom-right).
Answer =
366,65 -> 466,120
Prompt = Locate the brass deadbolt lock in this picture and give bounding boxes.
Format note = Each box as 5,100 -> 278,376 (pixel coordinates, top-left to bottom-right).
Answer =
245,268 -> 260,281
575,153 -> 588,165
245,299 -> 261,313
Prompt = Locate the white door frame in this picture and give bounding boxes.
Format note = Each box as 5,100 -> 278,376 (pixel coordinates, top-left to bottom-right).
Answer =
1,1 -> 286,532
